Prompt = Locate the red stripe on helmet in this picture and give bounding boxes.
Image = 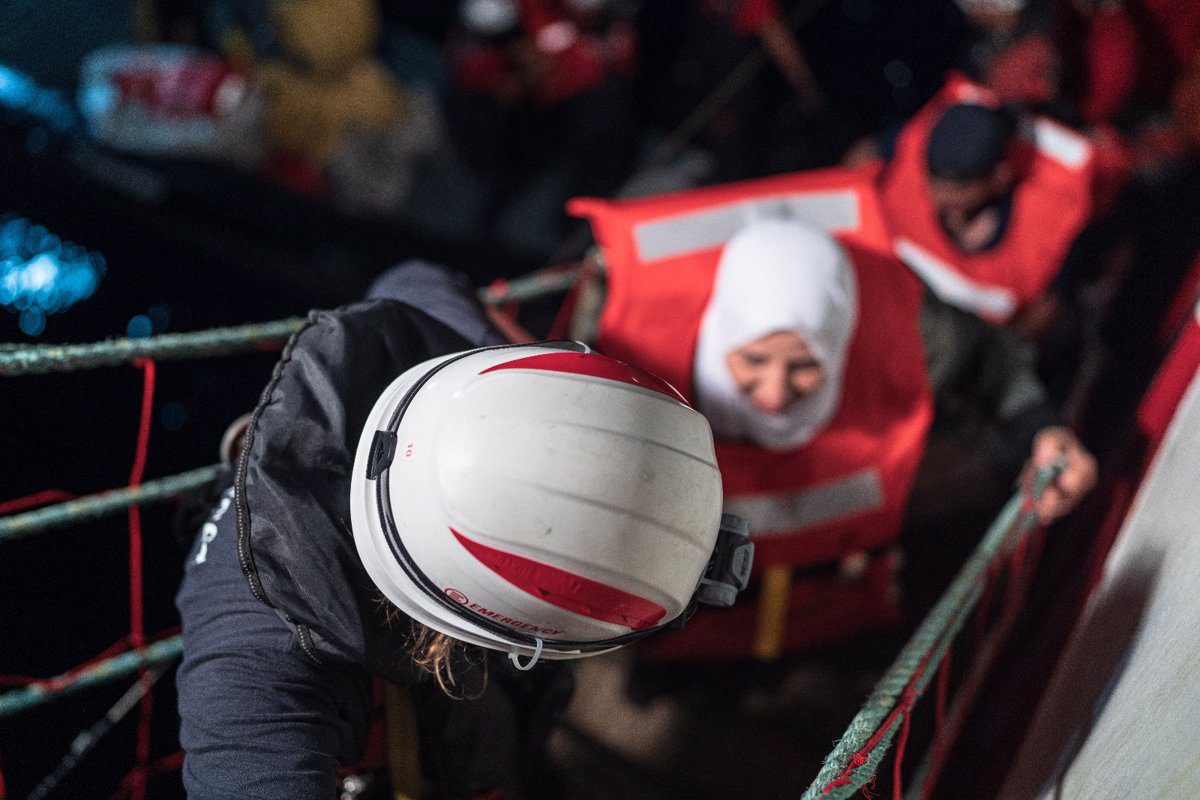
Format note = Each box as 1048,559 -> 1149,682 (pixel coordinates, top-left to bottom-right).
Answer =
481,351 -> 688,404
450,528 -> 667,631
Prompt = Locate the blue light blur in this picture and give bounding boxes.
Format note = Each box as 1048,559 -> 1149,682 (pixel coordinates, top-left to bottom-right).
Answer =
147,303 -> 171,334
0,65 -> 37,109
0,216 -> 106,336
0,63 -> 78,134
126,314 -> 153,338
19,308 -> 46,336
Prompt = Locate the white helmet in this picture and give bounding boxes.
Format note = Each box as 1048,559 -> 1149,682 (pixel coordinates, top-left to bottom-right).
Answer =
350,341 -> 752,667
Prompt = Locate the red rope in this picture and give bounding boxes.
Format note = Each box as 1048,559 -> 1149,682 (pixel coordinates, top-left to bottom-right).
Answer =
107,751 -> 184,800
820,691 -> 914,792
892,710 -> 913,800
935,645 -> 952,739
127,359 -> 156,800
912,646 -> 956,800
822,658 -> 930,794
918,528 -> 1048,800
0,490 -> 77,516
1001,535 -> 1032,625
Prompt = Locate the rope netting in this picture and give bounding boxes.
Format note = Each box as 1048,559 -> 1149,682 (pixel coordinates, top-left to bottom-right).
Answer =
0,268 -> 593,799
1,283 -> 1062,800
2,356 -> 177,800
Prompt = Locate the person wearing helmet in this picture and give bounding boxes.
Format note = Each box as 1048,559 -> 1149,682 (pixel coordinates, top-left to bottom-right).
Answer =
175,261 -> 752,799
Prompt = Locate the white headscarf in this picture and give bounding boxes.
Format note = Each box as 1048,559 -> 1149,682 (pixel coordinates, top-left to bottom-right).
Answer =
693,219 -> 858,452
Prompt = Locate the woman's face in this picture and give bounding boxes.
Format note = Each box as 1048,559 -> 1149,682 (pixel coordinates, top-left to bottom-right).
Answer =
725,330 -> 825,415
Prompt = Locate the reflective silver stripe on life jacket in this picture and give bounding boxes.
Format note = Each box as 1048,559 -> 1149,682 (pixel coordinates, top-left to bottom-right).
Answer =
633,190 -> 862,263
894,237 -> 1018,321
1032,119 -> 1091,170
723,468 -> 885,537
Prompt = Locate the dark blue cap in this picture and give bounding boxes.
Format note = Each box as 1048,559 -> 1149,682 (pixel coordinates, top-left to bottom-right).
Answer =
925,103 -> 1014,181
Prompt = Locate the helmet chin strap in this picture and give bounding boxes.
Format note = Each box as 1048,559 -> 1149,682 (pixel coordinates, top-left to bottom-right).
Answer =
509,637 -> 544,670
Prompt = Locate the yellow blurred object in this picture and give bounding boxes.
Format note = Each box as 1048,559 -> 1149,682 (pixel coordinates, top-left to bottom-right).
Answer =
259,59 -> 407,163
271,0 -> 381,76
220,28 -> 257,72
752,565 -> 793,661
232,0 -> 414,167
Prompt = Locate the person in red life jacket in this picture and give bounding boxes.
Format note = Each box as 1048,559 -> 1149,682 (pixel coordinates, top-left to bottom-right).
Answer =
569,209 -> 1095,669
874,76 -> 1103,329
953,0 -> 1055,100
449,0 -> 636,106
1055,0 -> 1199,131
175,262 -> 753,799
691,219 -> 1095,572
562,187 -> 1095,785
445,0 -> 638,245
517,0 -> 638,107
923,103 -> 1019,255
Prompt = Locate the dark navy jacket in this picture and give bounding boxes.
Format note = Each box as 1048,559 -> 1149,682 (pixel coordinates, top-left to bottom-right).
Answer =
175,263 -> 566,799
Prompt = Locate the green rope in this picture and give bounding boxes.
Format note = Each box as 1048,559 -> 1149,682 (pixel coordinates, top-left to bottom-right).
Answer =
0,261 -> 601,376
0,318 -> 306,376
800,465 -> 1056,800
477,260 -> 595,306
0,636 -> 183,719
813,619 -> 966,800
0,465 -> 223,543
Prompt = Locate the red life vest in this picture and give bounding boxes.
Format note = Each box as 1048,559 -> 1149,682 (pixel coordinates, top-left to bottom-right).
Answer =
568,167 -> 934,659
877,74 -> 1096,323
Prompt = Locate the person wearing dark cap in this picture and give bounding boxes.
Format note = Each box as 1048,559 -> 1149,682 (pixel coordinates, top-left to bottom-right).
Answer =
875,74 -> 1099,326
924,102 -> 1019,254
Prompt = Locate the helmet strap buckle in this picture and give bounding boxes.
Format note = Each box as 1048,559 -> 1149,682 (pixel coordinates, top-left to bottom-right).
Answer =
509,637 -> 545,670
